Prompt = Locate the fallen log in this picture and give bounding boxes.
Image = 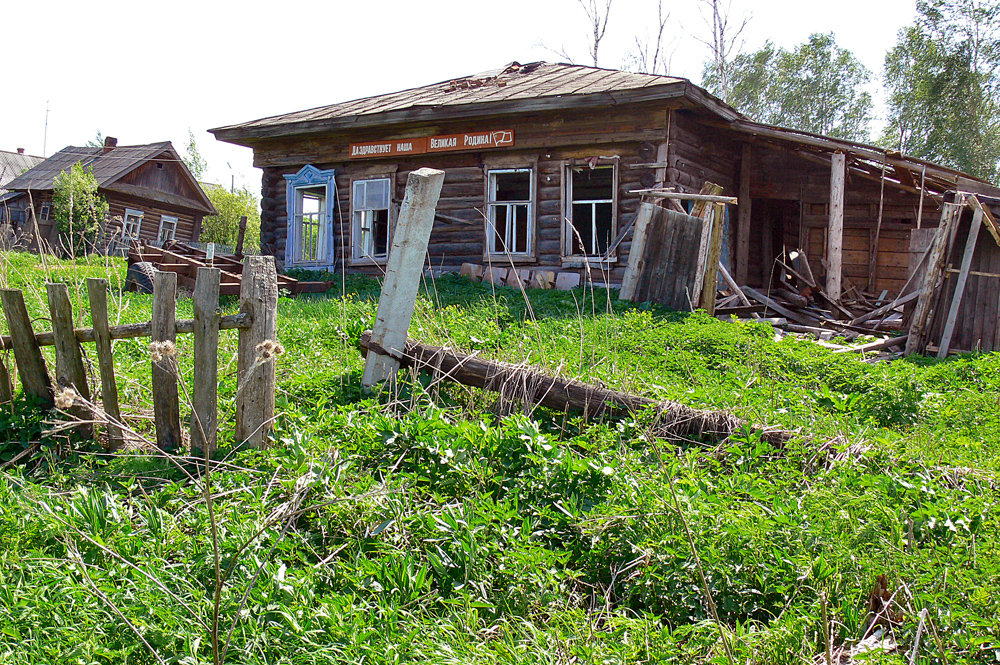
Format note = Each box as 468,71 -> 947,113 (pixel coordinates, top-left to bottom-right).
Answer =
359,330 -> 807,446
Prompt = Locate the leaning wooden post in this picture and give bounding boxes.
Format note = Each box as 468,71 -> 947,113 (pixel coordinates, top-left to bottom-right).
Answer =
46,283 -> 92,436
86,278 -> 124,450
905,202 -> 964,356
936,206 -> 982,357
0,288 -> 53,405
0,356 -> 13,403
192,267 -> 221,454
736,143 -> 752,285
619,201 -> 658,301
362,167 -> 445,386
235,215 -> 248,257
151,271 -> 182,451
700,203 -> 727,315
826,151 -> 846,302
236,256 -> 278,448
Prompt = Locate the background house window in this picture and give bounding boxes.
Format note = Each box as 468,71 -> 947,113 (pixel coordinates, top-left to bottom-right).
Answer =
487,168 -> 533,256
352,178 -> 391,261
157,215 -> 178,245
294,185 -> 326,264
110,208 -> 143,254
39,203 -> 51,221
565,165 -> 615,257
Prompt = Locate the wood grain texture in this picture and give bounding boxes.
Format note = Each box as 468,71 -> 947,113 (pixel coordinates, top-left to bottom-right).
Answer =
736,143 -> 752,284
151,271 -> 182,450
46,282 -> 92,436
86,279 -> 124,450
619,202 -> 659,301
0,288 -> 52,405
826,152 -> 846,301
236,256 -> 279,448
192,268 -> 221,454
906,203 -> 963,355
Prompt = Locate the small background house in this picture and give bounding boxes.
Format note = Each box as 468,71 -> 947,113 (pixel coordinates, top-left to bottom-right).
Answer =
0,148 -> 45,227
3,137 -> 215,253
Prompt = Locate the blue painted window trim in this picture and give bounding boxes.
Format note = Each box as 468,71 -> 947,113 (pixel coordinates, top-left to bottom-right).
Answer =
284,165 -> 337,268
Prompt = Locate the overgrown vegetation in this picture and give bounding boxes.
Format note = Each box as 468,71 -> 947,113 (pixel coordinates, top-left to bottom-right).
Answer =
200,185 -> 262,253
0,252 -> 997,663
52,163 -> 109,257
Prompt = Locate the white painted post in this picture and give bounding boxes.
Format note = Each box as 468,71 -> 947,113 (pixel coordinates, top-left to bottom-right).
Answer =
826,152 -> 846,301
362,168 -> 445,387
619,202 -> 658,301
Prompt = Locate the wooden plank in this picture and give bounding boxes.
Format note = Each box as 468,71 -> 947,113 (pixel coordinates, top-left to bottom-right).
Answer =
362,168 -> 446,386
151,271 -> 182,451
236,256 -> 279,448
905,203 -> 964,355
46,282 -> 92,436
827,152 -> 846,301
717,261 -> 752,307
86,278 -> 124,450
700,203 -> 726,314
736,143 -> 752,284
742,286 -> 821,326
191,267 -> 221,454
619,202 -> 658,301
937,208 -> 983,357
0,289 -> 52,405
630,190 -> 738,204
0,357 -> 12,403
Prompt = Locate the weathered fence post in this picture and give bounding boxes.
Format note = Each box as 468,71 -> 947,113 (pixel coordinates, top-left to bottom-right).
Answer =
0,356 -> 13,403
619,202 -> 658,301
192,267 -> 221,454
0,288 -> 53,405
86,278 -> 124,450
151,271 -> 182,450
236,255 -> 278,448
700,203 -> 727,315
46,283 -> 92,435
362,167 -> 445,387
236,215 -> 248,257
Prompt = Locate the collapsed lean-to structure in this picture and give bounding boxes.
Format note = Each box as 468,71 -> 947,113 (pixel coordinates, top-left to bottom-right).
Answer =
212,61 -> 1000,355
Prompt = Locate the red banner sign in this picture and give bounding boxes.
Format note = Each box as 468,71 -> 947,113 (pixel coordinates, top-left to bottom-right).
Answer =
349,130 -> 514,159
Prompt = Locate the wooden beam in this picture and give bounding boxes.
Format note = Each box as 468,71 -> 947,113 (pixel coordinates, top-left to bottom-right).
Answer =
937,207 -> 983,357
630,190 -> 737,204
905,203 -> 964,355
151,271 -> 182,451
362,168 -> 446,386
736,143 -> 752,285
700,203 -> 726,314
86,278 -> 124,450
103,182 -> 215,214
192,268 -> 221,453
827,152 -> 846,301
236,256 -> 279,448
619,202 -> 659,301
46,283 -> 92,437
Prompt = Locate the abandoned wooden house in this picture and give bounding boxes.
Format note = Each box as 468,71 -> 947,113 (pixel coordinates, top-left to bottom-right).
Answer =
0,148 -> 46,226
211,61 -> 1000,351
2,137 -> 215,253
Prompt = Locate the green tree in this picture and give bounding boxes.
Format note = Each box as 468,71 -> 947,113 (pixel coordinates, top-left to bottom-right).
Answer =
85,130 -> 105,148
201,185 -> 261,253
704,33 -> 874,142
183,130 -> 208,180
882,0 -> 1000,180
52,163 -> 109,256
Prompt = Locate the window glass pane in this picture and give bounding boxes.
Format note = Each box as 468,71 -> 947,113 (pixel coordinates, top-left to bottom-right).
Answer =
493,171 -> 530,202
514,205 -> 529,253
364,179 -> 390,209
372,209 -> 389,257
594,202 -> 613,255
571,166 -> 614,201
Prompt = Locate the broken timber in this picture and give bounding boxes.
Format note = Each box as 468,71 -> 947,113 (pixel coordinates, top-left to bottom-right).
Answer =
359,330 -> 807,447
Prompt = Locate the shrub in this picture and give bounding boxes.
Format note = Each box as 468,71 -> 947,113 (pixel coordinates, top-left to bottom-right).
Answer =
52,163 -> 109,256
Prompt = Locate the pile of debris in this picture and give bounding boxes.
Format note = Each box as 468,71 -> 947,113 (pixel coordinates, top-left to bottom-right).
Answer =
458,263 -> 584,290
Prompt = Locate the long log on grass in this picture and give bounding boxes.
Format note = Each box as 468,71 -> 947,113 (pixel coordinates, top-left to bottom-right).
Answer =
0,313 -> 250,351
359,331 -> 804,446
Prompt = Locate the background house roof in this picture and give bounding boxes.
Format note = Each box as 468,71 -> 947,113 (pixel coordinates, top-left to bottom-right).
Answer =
0,149 -> 45,193
210,62 -> 737,141
4,142 -> 173,192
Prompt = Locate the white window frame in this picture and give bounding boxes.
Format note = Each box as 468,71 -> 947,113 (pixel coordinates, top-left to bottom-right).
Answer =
110,208 -> 143,254
486,168 -> 534,258
351,177 -> 392,263
157,215 -> 178,245
293,185 -> 328,265
39,203 -> 51,221
563,163 -> 618,260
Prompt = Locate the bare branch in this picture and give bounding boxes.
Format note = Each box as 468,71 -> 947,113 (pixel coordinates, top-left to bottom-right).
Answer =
694,0 -> 751,101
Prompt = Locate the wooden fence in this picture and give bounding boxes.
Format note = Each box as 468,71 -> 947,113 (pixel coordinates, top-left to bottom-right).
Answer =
0,256 -> 279,454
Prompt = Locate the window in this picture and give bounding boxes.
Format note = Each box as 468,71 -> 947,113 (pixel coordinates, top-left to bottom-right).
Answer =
486,168 -> 533,256
352,178 -> 391,261
110,208 -> 143,254
284,165 -> 336,268
39,203 -> 51,221
565,164 -> 616,258
157,215 -> 178,245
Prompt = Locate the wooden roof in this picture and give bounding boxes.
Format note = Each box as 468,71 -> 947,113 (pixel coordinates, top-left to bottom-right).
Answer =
0,149 -> 45,193
4,142 -> 215,214
211,61 -> 740,143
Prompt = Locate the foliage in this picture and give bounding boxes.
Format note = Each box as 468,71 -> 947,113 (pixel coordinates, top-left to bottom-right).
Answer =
704,33 -> 874,142
183,129 -> 208,180
200,185 -> 261,253
51,163 -> 109,256
85,130 -> 105,149
0,254 -> 998,663
881,0 -> 1000,180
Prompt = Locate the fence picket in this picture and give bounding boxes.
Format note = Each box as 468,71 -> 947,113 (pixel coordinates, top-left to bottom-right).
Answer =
86,278 -> 124,450
192,267 -> 221,454
0,356 -> 12,403
46,283 -> 92,435
236,256 -> 278,448
151,271 -> 182,450
0,288 -> 53,405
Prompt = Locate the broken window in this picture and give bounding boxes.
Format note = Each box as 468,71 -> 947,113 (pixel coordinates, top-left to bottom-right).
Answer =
352,178 -> 391,261
294,185 -> 327,264
487,168 -> 533,256
109,208 -> 143,254
157,215 -> 178,245
565,164 -> 615,257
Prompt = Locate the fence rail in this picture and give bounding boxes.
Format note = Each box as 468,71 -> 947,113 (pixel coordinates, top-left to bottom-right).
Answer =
0,256 -> 279,454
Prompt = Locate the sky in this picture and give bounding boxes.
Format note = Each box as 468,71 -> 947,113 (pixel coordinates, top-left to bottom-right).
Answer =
1,0 -> 917,192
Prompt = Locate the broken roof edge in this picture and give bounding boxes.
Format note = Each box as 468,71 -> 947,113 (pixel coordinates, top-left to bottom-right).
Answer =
209,61 -> 742,145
